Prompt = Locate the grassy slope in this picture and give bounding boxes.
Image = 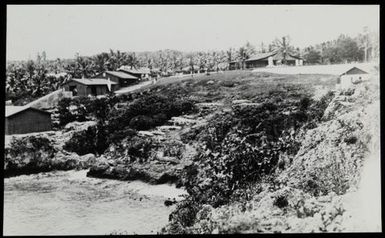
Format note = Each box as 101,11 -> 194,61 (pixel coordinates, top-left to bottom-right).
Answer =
139,70 -> 338,105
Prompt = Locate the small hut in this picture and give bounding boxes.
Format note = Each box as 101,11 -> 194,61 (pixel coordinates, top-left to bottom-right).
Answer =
5,106 -> 52,135
338,67 -> 369,89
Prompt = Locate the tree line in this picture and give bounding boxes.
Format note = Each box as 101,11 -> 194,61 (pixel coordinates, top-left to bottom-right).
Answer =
6,28 -> 379,105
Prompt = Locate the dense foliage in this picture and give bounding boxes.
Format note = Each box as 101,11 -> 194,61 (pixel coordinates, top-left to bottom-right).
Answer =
169,89 -> 335,229
63,93 -> 196,155
6,60 -> 68,105
4,136 -> 57,176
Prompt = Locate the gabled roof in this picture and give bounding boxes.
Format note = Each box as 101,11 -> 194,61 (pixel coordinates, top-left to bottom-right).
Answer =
6,106 -> 50,118
67,78 -> 118,86
119,66 -> 151,75
245,52 -> 277,62
105,71 -> 138,79
238,51 -> 303,63
341,67 -> 368,76
271,51 -> 303,61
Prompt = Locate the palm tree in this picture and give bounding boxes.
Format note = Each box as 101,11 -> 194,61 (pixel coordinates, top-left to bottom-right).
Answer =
237,47 -> 247,70
271,36 -> 296,65
226,48 -> 234,64
127,53 -> 138,70
93,52 -> 110,73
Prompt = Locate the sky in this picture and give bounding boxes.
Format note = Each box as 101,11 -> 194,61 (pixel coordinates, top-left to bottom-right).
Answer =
6,5 -> 380,61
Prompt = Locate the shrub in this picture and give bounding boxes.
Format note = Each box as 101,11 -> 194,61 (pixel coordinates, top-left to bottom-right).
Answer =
63,126 -> 98,155
57,98 -> 77,126
4,136 -> 57,176
57,97 -> 92,126
163,140 -> 185,159
63,123 -> 109,156
107,127 -> 137,146
129,115 -> 155,130
6,136 -> 55,158
168,197 -> 202,228
153,113 -> 168,126
274,195 -> 289,208
124,136 -> 155,162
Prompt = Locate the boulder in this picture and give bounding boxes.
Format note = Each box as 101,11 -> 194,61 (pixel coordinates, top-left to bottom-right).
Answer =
64,121 -> 97,132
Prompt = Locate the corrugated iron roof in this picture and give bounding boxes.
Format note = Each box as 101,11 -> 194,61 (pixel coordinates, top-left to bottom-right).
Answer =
105,71 -> 138,79
119,66 -> 151,75
70,78 -> 118,86
245,52 -> 277,62
271,51 -> 302,61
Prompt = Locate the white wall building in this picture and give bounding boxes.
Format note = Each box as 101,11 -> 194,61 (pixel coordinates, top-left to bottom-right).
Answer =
338,67 -> 370,89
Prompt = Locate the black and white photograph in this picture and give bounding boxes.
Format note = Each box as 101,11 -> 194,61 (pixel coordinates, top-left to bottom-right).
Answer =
3,4 -> 381,235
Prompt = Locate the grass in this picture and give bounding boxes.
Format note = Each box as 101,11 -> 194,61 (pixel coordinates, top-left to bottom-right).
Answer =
137,71 -> 338,107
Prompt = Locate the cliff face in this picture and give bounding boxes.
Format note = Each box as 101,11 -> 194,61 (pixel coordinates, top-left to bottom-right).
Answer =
162,74 -> 380,234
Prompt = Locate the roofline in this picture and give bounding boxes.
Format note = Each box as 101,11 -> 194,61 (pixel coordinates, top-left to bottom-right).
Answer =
106,71 -> 138,79
6,107 -> 51,118
340,67 -> 368,76
119,68 -> 149,75
62,78 -> 117,86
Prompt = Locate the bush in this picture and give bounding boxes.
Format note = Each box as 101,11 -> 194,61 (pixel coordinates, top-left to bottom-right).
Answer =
125,136 -> 155,162
6,136 -> 55,158
57,97 -> 91,126
168,197 -> 202,228
63,126 -> 98,155
163,140 -> 185,159
107,127 -> 137,146
4,136 -> 57,176
63,123 -> 109,156
106,93 -> 196,143
129,115 -> 155,130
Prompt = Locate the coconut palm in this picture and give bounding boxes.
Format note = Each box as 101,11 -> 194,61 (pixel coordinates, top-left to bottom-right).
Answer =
127,52 -> 139,70
237,47 -> 247,69
271,36 -> 297,64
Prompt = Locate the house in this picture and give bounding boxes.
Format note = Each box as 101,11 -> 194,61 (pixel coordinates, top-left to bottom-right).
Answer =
229,51 -> 304,70
93,71 -> 138,88
118,66 -> 151,80
62,78 -> 118,97
338,67 -> 369,89
5,106 -> 51,135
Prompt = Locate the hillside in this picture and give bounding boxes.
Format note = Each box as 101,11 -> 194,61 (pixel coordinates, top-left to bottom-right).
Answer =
4,69 -> 380,233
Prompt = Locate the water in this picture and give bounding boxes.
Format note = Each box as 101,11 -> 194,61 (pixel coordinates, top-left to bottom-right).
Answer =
3,170 -> 187,235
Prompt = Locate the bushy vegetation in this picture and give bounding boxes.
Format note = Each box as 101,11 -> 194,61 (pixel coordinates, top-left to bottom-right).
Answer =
6,59 -> 68,105
63,93 -> 196,156
106,94 -> 196,136
57,96 -> 119,126
167,89 -> 336,231
63,124 -> 107,156
4,136 -> 57,176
